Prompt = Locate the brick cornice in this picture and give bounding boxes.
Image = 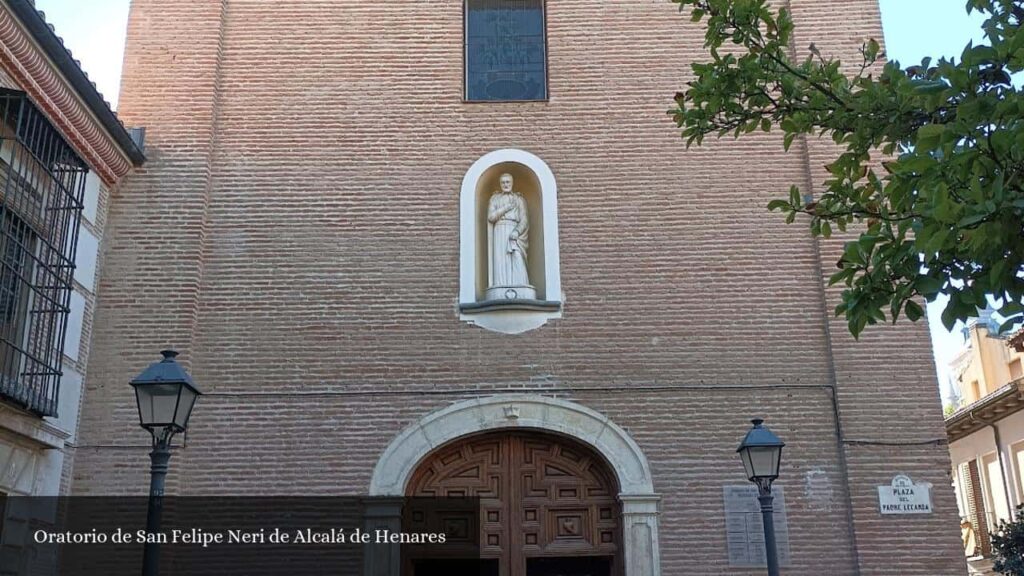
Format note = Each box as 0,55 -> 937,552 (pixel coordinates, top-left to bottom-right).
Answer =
0,6 -> 132,185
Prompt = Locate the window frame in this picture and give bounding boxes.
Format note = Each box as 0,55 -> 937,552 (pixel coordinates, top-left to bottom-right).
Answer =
462,0 -> 550,103
1010,358 -> 1023,381
0,209 -> 39,388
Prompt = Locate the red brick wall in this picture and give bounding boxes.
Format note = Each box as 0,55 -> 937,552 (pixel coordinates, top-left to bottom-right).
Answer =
787,1 -> 965,573
71,1 -> 965,573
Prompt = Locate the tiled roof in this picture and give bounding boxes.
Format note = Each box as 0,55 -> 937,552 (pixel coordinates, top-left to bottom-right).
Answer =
1009,327 -> 1024,352
7,0 -> 144,165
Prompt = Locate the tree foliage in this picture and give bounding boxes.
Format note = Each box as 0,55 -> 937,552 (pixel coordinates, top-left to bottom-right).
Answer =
994,505 -> 1024,575
669,0 -> 1024,337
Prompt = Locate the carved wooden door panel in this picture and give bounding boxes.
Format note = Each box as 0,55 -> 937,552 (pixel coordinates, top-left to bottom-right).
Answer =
407,432 -> 622,576
407,434 -> 511,571
515,435 -> 620,566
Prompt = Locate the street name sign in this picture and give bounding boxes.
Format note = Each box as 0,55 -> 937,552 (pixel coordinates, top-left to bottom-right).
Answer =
878,474 -> 933,514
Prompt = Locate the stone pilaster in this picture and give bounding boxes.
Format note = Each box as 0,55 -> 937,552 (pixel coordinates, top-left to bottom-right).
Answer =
362,498 -> 403,576
620,494 -> 661,576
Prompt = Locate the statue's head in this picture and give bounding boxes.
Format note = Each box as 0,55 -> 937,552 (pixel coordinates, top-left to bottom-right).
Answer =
499,173 -> 514,193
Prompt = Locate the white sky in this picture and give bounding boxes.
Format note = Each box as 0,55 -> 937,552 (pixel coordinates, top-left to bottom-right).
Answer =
36,0 -> 987,399
34,0 -> 130,109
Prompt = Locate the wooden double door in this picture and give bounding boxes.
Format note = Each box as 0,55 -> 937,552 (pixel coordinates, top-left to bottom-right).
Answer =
406,431 -> 622,576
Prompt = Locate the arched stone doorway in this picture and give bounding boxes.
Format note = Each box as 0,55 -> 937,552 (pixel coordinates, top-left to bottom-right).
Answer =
406,431 -> 622,576
367,395 -> 661,576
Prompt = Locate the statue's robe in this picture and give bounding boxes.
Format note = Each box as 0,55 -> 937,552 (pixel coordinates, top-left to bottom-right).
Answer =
487,191 -> 529,288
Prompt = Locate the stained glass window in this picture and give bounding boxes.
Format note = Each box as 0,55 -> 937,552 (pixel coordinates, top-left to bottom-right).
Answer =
465,0 -> 547,101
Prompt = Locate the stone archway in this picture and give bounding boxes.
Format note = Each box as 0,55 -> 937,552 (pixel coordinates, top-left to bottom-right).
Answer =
367,395 -> 661,576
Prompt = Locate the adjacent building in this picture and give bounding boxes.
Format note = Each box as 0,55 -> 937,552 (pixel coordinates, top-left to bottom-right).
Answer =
946,315 -> 1024,563
0,0 -> 143,572
0,0 -> 142,498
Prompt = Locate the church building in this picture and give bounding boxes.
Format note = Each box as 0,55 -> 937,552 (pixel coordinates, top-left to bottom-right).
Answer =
64,1 -> 965,574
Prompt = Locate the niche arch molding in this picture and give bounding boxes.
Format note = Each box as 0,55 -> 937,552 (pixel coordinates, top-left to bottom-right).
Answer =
459,148 -> 562,334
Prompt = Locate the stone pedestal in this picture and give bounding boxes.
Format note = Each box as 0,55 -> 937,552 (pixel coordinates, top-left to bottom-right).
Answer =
620,494 -> 662,576
485,284 -> 536,301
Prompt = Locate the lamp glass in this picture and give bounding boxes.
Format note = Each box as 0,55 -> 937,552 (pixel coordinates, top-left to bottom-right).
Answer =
136,383 -> 182,428
741,445 -> 782,480
174,386 -> 199,429
740,448 -> 755,480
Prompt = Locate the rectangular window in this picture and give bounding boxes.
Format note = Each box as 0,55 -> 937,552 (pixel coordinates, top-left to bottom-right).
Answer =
1013,442 -> 1024,502
982,451 -> 1011,526
0,208 -> 37,387
465,0 -> 547,101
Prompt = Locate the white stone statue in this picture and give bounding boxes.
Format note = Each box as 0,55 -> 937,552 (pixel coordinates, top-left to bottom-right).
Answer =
486,173 -> 536,300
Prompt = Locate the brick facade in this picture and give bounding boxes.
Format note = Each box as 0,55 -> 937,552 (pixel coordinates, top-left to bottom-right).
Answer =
71,0 -> 965,573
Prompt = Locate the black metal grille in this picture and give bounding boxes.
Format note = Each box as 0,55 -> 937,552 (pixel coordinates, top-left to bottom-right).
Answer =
0,89 -> 86,417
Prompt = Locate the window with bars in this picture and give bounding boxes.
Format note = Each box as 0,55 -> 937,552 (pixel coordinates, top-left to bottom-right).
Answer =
0,89 -> 87,417
465,0 -> 547,101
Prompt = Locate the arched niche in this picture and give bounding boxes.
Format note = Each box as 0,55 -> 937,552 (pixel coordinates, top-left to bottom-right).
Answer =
474,162 -> 547,302
459,149 -> 562,335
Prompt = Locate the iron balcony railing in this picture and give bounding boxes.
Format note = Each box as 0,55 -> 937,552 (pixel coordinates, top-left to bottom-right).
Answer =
0,88 -> 87,417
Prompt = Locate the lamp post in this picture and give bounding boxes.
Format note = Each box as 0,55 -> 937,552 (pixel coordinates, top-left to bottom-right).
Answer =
130,350 -> 201,576
737,418 -> 785,576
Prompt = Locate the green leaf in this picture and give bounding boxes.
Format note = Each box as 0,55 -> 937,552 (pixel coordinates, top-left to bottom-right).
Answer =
941,302 -> 959,331
999,315 -> 1023,334
958,211 -> 990,227
842,241 -> 866,266
668,0 -> 1022,337
783,132 -> 796,151
829,268 -> 855,286
789,185 -> 801,206
914,276 -> 944,296
905,300 -> 924,321
916,124 -> 945,151
912,80 -> 948,95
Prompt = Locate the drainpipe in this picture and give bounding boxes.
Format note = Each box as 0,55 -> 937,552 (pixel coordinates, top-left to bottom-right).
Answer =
971,410 -> 1016,522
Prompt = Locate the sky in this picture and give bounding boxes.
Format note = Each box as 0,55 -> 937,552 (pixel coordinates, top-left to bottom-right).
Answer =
35,0 -> 990,398
34,0 -> 130,109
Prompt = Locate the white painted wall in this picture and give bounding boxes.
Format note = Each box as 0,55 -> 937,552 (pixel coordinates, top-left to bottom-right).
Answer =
82,171 -> 100,224
63,291 -> 86,362
949,410 -> 1024,527
73,228 -> 98,291
49,367 -> 82,444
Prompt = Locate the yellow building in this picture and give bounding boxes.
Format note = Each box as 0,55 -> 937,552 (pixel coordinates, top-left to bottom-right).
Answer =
946,317 -> 1024,564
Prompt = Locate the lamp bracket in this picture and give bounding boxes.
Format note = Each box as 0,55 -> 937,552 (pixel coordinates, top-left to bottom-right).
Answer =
149,425 -> 178,449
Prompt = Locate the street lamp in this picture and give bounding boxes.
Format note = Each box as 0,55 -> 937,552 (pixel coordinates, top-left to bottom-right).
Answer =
737,418 -> 785,576
131,350 -> 201,576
